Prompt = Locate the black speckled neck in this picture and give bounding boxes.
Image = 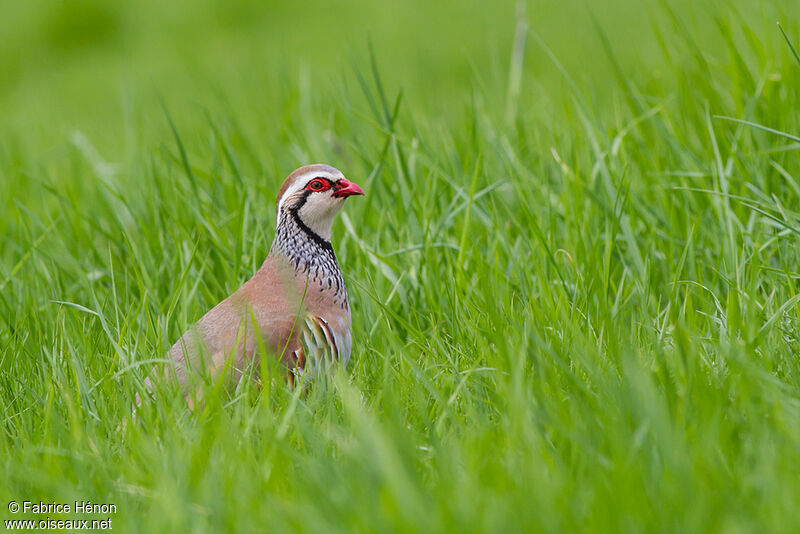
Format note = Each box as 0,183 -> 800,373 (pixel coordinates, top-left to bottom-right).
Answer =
270,208 -> 349,309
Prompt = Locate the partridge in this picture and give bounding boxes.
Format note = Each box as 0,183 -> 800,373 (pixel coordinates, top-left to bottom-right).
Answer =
164,164 -> 363,394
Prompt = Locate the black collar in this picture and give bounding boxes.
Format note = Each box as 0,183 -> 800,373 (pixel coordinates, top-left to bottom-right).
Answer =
286,204 -> 334,253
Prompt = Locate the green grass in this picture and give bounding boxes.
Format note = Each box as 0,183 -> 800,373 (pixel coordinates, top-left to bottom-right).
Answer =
2,0 -> 800,532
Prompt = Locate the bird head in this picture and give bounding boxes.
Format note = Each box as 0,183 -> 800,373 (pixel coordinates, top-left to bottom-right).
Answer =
275,164 -> 364,241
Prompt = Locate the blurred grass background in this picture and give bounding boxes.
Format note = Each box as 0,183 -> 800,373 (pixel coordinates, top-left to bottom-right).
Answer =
2,0 -> 800,532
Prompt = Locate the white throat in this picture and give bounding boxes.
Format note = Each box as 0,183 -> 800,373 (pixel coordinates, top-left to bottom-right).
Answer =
295,195 -> 344,241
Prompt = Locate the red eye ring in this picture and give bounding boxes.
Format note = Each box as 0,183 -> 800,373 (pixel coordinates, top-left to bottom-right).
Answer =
306,178 -> 330,192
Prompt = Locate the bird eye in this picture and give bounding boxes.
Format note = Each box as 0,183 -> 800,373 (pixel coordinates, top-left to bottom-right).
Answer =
307,179 -> 328,191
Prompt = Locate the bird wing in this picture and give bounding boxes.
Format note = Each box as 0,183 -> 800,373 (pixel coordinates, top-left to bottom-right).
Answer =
292,314 -> 339,375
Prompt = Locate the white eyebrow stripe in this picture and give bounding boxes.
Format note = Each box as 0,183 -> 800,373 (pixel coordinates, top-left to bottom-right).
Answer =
275,170 -> 343,222
276,181 -> 306,219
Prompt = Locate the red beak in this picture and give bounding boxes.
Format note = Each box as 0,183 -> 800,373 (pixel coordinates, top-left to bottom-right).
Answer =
333,179 -> 364,198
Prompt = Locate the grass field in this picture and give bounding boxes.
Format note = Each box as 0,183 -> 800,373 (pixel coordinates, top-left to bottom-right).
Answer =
2,0 -> 800,532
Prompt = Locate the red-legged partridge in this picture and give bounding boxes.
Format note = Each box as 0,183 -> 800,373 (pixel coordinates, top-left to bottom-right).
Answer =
166,164 -> 363,394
